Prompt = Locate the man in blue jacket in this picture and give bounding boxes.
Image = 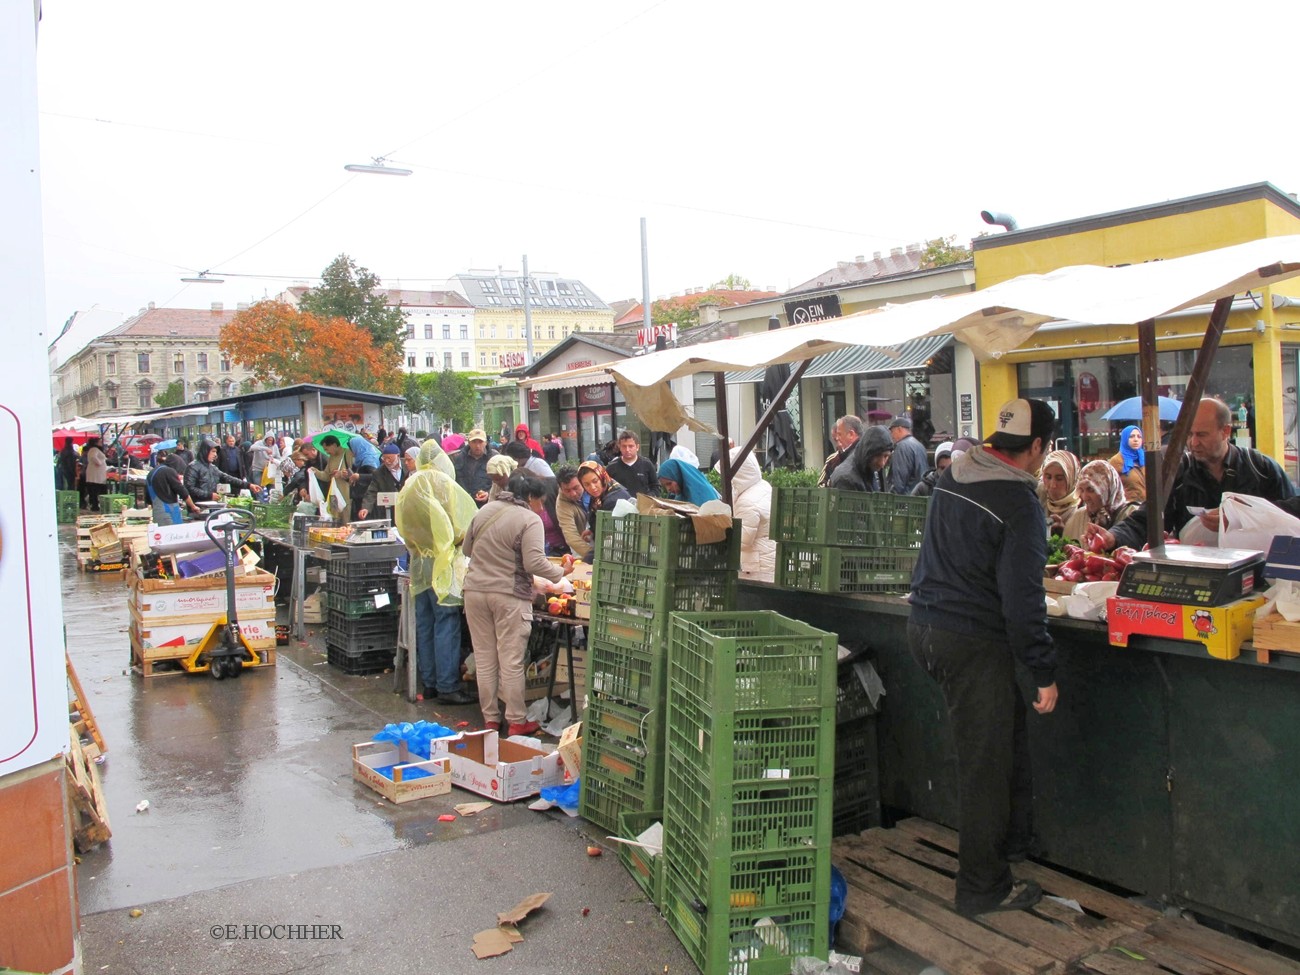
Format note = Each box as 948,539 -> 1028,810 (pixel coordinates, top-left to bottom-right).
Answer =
909,398 -> 1060,916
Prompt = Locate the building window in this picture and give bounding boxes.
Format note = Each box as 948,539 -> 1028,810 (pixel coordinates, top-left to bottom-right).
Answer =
507,325 -> 514,340
408,356 -> 416,368
229,381 -> 240,396
173,353 -> 185,373
137,352 -> 151,373
406,323 -> 415,339
460,324 -> 468,340
220,380 -> 232,397
573,283 -> 585,296
481,279 -> 497,294
220,357 -> 231,372
423,324 -> 431,339
197,352 -> 208,371
479,325 -> 485,339
491,352 -> 498,367
425,355 -> 435,367
548,324 -> 556,339
442,324 -> 451,340
137,382 -> 153,408
105,353 -> 116,375
461,352 -> 470,368
479,352 -> 487,368
108,392 -> 118,410
490,325 -> 497,339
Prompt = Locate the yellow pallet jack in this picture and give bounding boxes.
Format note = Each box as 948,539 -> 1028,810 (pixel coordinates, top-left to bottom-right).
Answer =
181,507 -> 262,680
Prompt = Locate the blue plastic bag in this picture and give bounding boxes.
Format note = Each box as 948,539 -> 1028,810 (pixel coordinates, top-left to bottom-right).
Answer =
829,865 -> 847,942
539,778 -> 581,814
373,719 -> 456,759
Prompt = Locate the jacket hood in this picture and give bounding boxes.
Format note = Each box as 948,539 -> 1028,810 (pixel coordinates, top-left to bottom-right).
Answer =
724,446 -> 763,495
950,444 -> 1039,487
857,425 -> 894,461
515,423 -> 531,436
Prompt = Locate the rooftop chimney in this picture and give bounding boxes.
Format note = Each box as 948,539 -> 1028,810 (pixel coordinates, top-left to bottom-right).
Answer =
890,247 -> 904,257
873,251 -> 881,260
854,255 -> 865,263
211,302 -> 223,312
148,301 -> 155,310
905,242 -> 921,254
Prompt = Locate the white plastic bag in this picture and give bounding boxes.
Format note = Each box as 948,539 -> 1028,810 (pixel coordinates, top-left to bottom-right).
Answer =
1218,492 -> 1300,553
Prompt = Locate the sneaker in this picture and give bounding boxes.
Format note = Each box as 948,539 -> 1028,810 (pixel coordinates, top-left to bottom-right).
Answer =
963,880 -> 1043,915
507,721 -> 541,737
437,689 -> 475,705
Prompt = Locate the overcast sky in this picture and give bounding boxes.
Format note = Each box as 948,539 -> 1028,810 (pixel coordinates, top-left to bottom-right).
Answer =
36,0 -> 1300,342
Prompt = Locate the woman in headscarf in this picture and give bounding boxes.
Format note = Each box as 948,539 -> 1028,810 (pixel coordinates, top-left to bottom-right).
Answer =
657,457 -> 720,507
577,460 -> 632,538
1038,449 -> 1089,541
1108,424 -> 1147,503
394,440 -> 480,705
1077,459 -> 1139,532
715,446 -> 775,582
485,454 -> 518,501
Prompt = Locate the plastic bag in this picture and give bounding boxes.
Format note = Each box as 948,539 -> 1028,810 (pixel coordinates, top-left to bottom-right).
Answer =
1219,492 -> 1300,552
531,778 -> 580,816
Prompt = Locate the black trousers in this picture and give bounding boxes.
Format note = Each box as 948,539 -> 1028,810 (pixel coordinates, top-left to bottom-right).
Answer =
908,621 -> 1034,913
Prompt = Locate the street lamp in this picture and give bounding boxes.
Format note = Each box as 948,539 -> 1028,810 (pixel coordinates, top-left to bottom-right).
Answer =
181,271 -> 225,284
344,157 -> 412,176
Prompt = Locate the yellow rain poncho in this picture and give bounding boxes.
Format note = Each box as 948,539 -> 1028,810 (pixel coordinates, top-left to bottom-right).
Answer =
395,443 -> 477,602
418,438 -> 456,479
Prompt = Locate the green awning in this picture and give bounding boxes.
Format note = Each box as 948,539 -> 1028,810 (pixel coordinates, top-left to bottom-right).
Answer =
712,332 -> 953,385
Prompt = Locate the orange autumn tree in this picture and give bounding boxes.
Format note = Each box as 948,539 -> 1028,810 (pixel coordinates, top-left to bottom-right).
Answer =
220,300 -> 403,394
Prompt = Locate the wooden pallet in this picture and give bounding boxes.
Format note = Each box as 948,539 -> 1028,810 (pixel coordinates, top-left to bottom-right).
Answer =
837,819 -> 1300,975
65,727 -> 111,852
67,654 -> 106,759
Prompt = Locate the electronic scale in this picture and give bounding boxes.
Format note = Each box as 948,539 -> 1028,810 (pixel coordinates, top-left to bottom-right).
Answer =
1116,546 -> 1264,607
347,519 -> 393,544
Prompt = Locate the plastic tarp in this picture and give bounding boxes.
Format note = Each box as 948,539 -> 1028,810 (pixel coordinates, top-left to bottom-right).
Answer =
556,235 -> 1300,433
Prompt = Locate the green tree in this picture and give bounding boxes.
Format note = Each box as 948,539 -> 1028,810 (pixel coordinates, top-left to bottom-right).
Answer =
153,380 -> 185,408
919,235 -> 971,269
298,254 -> 407,358
402,371 -> 427,416
419,369 -> 479,431
709,273 -> 752,290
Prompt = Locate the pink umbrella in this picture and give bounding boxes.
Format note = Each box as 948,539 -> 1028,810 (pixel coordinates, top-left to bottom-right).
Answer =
441,433 -> 465,453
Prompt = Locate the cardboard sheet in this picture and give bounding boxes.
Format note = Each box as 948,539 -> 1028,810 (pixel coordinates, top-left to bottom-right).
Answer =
497,892 -> 551,926
634,494 -> 733,544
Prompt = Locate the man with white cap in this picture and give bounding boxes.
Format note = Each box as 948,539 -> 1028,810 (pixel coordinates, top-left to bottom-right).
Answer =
451,428 -> 496,505
908,398 -> 1060,917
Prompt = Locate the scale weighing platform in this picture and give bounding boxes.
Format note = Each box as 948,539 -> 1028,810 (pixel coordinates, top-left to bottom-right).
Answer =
1108,546 -> 1267,660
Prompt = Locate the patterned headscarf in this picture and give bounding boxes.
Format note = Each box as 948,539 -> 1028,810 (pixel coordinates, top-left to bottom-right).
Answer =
1078,458 -> 1129,528
1038,449 -> 1081,521
577,460 -> 618,499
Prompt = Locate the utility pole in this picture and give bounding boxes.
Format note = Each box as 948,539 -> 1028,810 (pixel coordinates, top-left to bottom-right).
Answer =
521,254 -> 535,366
640,219 -> 651,337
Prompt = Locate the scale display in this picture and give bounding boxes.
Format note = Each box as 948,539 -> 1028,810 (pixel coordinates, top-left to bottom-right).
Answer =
1117,546 -> 1264,607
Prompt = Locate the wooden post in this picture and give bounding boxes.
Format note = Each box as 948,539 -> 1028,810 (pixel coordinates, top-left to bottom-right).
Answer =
1160,296 -> 1231,488
735,358 -> 812,473
714,372 -> 732,506
1137,319 -> 1164,550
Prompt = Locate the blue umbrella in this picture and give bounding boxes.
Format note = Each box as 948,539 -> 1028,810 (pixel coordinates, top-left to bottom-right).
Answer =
149,438 -> 179,453
1100,395 -> 1183,423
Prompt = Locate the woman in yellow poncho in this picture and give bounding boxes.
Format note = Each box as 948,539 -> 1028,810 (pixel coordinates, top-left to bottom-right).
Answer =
395,440 -> 479,703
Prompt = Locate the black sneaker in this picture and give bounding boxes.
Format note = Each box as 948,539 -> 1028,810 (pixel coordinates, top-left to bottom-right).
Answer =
437,689 -> 475,705
956,883 -> 1045,920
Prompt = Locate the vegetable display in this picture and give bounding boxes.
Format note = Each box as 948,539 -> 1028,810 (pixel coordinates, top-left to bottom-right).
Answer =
1048,543 -> 1137,585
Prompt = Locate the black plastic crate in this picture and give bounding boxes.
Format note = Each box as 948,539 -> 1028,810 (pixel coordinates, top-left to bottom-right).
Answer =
326,572 -> 400,598
328,541 -> 405,563
326,643 -> 393,675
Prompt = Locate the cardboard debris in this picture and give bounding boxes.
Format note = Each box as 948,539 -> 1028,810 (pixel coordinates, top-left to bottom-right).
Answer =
471,928 -> 515,960
635,493 -> 734,544
497,892 -> 551,926
455,801 -> 492,817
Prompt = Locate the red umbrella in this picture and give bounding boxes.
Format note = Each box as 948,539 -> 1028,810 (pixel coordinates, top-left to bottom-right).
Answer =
52,428 -> 90,447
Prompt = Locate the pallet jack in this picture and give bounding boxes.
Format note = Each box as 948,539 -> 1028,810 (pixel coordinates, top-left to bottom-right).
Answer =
182,507 -> 263,680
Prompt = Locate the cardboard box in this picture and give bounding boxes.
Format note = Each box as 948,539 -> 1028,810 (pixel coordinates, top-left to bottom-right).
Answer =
130,566 -> 277,594
129,609 -> 278,653
352,741 -> 452,804
132,583 -> 276,624
557,722 -> 582,779
146,520 -> 220,555
430,729 -> 567,802
1107,595 -> 1267,660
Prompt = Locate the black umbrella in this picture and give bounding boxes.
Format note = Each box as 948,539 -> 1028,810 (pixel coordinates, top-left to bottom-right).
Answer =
758,317 -> 801,470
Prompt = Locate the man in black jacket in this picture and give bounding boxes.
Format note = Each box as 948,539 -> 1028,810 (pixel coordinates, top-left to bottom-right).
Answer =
909,398 -> 1059,917
185,438 -> 251,502
215,434 -> 246,481
148,453 -> 201,525
604,430 -> 659,498
452,429 -> 496,504
356,444 -> 407,522
1090,397 -> 1295,551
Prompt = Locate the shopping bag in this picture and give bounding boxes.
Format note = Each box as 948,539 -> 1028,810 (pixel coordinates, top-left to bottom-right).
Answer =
327,476 -> 347,515
1219,492 -> 1300,552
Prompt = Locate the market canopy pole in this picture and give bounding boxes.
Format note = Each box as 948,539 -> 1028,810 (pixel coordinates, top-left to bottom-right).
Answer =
1160,296 -> 1232,489
714,372 -> 733,506
734,358 -> 812,478
1137,320 -> 1165,550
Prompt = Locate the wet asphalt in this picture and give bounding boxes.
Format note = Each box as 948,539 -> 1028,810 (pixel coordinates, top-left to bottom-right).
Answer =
59,526 -> 696,975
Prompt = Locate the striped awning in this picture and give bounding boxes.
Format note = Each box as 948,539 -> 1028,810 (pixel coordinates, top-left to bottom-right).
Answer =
712,332 -> 953,385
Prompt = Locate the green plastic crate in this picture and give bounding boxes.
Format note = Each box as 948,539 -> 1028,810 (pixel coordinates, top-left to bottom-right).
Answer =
100,493 -> 132,515
252,496 -> 296,528
660,858 -> 827,975
775,542 -> 919,595
665,701 -> 836,787
595,511 -> 740,572
663,758 -> 832,860
770,486 -> 928,547
593,561 -> 736,616
56,490 -> 80,524
588,638 -> 662,710
579,698 -> 664,832
618,809 -> 664,906
326,590 -> 401,619
667,612 -> 837,713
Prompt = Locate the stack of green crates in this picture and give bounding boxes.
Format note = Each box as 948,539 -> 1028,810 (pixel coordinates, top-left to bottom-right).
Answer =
580,511 -> 739,838
662,611 -> 837,975
770,486 -> 928,594
56,490 -> 80,524
100,493 -> 133,516
833,651 -> 882,837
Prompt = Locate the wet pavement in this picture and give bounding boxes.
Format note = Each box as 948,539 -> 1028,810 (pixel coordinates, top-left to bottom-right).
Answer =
59,527 -> 695,974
